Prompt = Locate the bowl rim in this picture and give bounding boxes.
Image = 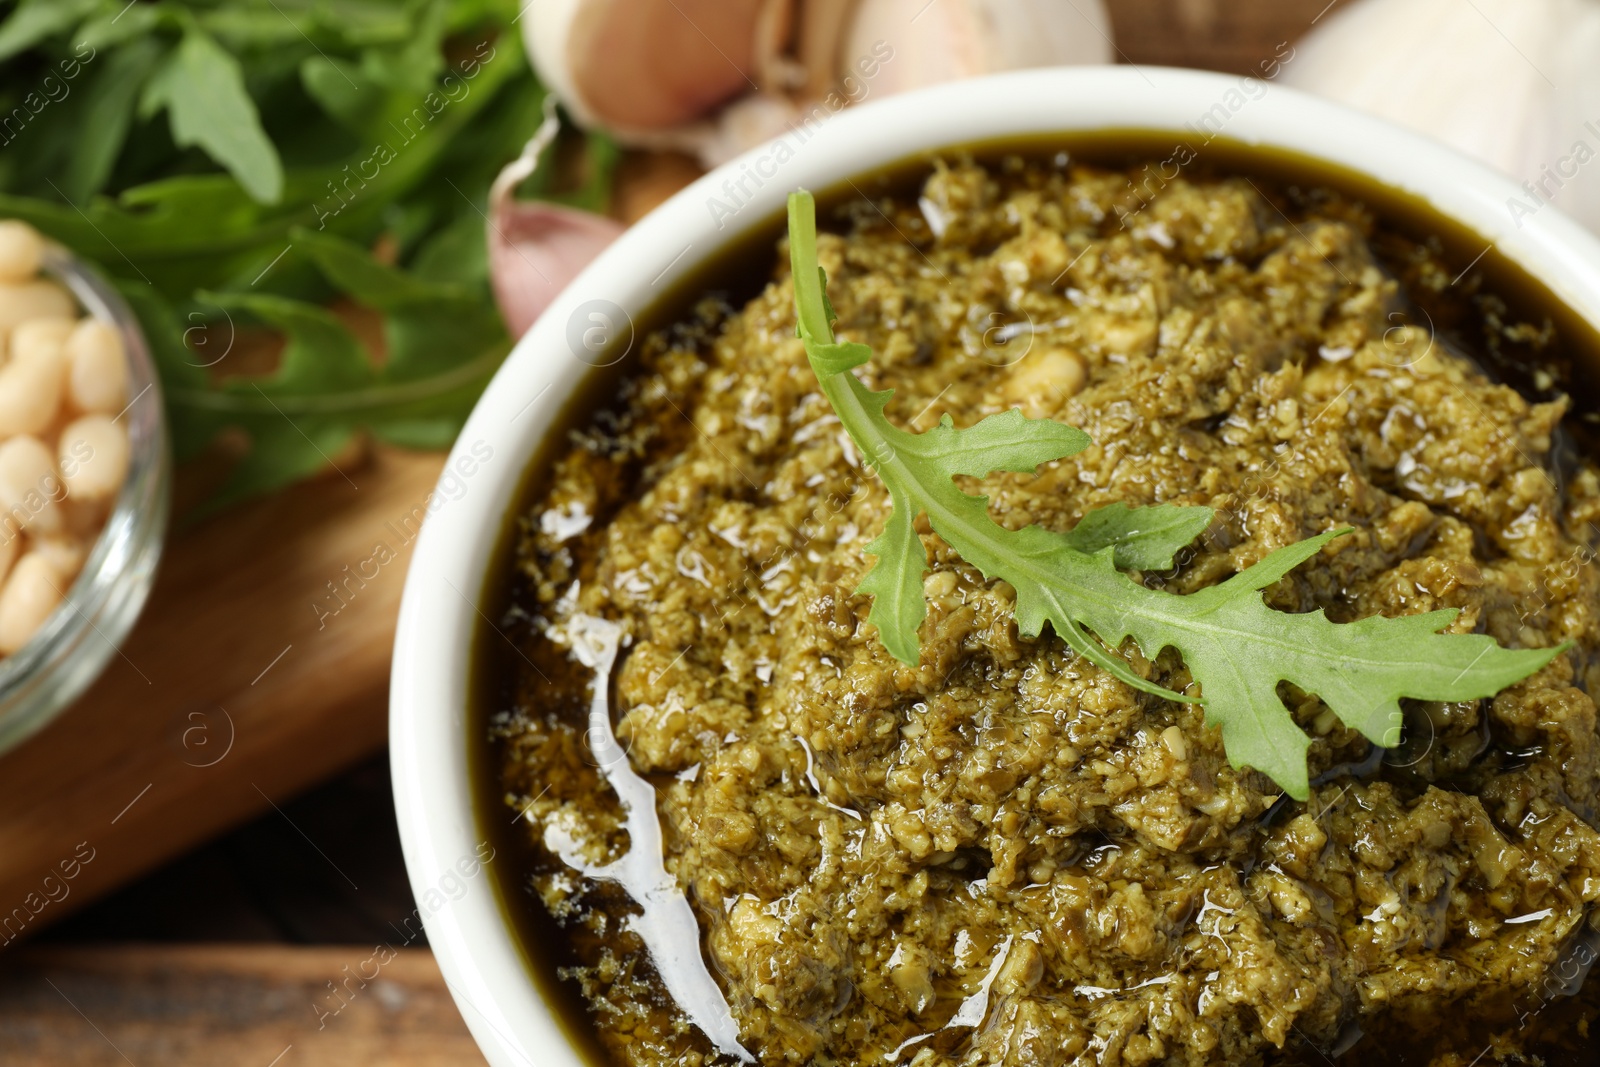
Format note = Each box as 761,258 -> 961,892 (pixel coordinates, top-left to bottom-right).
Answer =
390,64 -> 1600,1067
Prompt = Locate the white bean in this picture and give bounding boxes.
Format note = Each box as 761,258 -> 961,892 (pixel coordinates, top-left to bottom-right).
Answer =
0,348 -> 63,437
0,221 -> 43,284
0,552 -> 62,654
59,415 -> 129,502
65,318 -> 127,414
61,497 -> 109,540
0,280 -> 74,333
11,317 -> 74,364
29,534 -> 86,584
0,435 -> 65,536
0,529 -> 19,588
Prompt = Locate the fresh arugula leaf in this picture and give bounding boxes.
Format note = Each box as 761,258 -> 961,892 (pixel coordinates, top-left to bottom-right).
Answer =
63,37 -> 166,202
208,290 -> 376,394
158,227 -> 509,505
299,54 -> 388,133
0,0 -> 99,61
854,406 -> 1092,665
175,288 -> 371,510
289,227 -> 508,449
1061,501 -> 1216,571
195,6 -> 324,51
139,25 -> 285,204
0,30 -> 527,287
0,1 -> 580,510
787,189 -> 1562,799
360,0 -> 449,94
410,210 -> 490,286
75,4 -> 168,53
290,227 -> 505,377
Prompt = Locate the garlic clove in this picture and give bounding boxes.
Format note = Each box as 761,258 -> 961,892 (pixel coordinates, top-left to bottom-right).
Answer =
526,0 -> 1112,168
526,0 -> 791,133
487,101 -> 625,339
1284,0 -> 1600,233
491,205 -> 625,339
842,0 -> 1113,97
795,0 -> 859,99
1284,0 -> 1559,173
678,93 -> 814,170
687,0 -> 1113,164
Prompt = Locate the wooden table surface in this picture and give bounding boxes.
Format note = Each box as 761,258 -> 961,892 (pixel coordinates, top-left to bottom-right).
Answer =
0,2 -> 1340,1062
3,946 -> 484,1066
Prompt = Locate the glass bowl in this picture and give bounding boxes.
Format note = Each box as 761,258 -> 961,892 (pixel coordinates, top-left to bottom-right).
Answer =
0,244 -> 170,754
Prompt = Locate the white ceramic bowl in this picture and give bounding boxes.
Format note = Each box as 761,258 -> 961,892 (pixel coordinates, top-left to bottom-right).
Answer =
390,66 -> 1600,1067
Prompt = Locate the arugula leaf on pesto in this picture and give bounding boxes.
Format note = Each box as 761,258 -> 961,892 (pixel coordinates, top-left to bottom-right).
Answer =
787,188 -> 1562,800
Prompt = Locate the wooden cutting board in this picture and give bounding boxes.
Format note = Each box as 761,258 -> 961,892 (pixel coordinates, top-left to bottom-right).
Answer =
0,445 -> 449,945
0,0 -> 1337,945
0,945 -> 488,1065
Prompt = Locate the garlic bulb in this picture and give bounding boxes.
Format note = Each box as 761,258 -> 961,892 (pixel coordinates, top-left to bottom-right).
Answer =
525,0 -> 794,141
487,100 -> 625,338
1283,0 -> 1600,233
842,0 -> 1113,97
523,0 -> 1113,166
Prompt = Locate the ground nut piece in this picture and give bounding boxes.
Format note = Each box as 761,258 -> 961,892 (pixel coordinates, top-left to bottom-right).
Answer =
0,221 -> 42,283
0,280 -> 75,333
65,318 -> 128,413
887,942 -> 936,1014
0,435 -> 64,535
1003,347 -> 1086,417
11,318 -> 73,364
0,348 -> 63,436
994,938 -> 1046,995
0,552 -> 61,653
59,415 -> 129,501
29,535 -> 86,584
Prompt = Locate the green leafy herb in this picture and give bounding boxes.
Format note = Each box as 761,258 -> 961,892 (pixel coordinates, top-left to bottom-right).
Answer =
0,0 -> 610,509
140,224 -> 510,511
0,0 -> 99,61
787,189 -> 1561,799
138,23 -> 284,203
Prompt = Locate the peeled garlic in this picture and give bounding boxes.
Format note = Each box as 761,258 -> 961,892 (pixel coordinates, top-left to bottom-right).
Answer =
486,99 -> 624,338
524,0 -> 1112,166
1283,0 -> 1600,233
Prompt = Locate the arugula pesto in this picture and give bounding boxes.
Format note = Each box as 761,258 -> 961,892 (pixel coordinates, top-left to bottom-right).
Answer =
787,188 -> 1560,799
